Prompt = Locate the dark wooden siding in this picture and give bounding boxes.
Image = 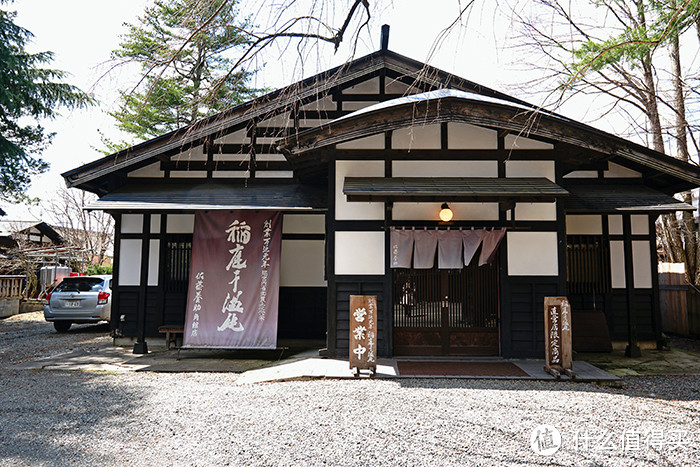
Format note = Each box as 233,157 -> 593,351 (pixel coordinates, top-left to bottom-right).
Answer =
334,277 -> 386,357
502,279 -> 558,358
278,287 -> 327,339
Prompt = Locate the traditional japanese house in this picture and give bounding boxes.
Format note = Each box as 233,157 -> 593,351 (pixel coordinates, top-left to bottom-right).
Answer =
63,30 -> 700,358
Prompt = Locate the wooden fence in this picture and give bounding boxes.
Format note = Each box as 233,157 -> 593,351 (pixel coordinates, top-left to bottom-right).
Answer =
659,270 -> 700,338
0,275 -> 25,299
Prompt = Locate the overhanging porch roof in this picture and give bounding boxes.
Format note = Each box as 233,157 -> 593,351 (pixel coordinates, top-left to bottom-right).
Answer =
563,184 -> 695,213
85,182 -> 327,211
343,177 -> 568,202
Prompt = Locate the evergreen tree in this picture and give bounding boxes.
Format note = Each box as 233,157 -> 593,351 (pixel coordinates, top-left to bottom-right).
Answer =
110,0 -> 258,142
0,1 -> 92,201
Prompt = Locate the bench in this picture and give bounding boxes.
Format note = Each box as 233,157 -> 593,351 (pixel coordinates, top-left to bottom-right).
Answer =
158,325 -> 184,350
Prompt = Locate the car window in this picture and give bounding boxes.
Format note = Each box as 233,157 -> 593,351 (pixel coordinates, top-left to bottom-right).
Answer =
55,278 -> 104,292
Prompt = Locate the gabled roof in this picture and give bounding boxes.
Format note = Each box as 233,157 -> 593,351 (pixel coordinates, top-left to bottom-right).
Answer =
63,49 -> 525,194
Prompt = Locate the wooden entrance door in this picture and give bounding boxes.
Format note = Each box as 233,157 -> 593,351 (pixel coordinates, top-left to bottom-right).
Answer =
392,261 -> 499,356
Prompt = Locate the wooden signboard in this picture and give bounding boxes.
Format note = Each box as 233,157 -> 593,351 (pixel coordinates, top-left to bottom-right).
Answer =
544,297 -> 575,379
349,295 -> 378,377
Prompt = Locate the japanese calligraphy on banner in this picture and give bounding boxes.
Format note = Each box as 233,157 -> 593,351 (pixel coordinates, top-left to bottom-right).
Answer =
183,211 -> 282,349
544,297 -> 573,374
349,295 -> 378,371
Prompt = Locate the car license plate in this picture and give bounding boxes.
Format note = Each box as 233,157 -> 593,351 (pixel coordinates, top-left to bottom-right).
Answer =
64,300 -> 81,308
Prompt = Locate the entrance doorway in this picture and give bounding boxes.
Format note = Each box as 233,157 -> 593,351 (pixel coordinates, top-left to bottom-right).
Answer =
392,259 -> 499,356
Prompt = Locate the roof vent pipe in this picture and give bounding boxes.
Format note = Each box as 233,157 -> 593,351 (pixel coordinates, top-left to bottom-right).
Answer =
380,24 -> 390,51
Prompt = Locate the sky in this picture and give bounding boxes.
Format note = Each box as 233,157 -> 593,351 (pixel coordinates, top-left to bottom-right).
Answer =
0,1 -> 573,220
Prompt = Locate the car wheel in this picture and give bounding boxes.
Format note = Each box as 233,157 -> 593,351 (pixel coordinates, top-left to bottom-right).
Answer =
53,321 -> 72,333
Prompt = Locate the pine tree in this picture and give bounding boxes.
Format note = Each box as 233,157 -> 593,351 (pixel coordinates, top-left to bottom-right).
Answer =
0,2 -> 92,201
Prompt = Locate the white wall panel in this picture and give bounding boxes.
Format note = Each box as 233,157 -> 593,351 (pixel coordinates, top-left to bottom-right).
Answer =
385,79 -> 412,94
213,153 -> 248,161
283,214 -> 325,234
566,215 -> 603,235
121,214 -> 143,234
392,160 -> 497,177
258,113 -> 290,127
505,134 -> 553,150
392,124 -> 441,150
335,231 -> 385,275
147,239 -> 160,286
255,171 -> 294,178
119,239 -> 142,286
609,215 -> 623,235
150,214 -> 161,234
128,162 -> 164,178
342,77 -> 380,94
301,96 -> 335,110
505,160 -> 556,182
447,122 -> 498,149
335,160 -> 385,220
342,101 -> 378,111
166,214 -> 195,234
336,134 -> 385,150
507,232 -> 559,276
563,170 -> 598,179
392,202 -> 499,221
514,202 -> 557,221
214,129 -> 249,144
170,170 -> 208,178
172,145 -> 207,161
604,162 -> 642,178
281,240 -> 326,286
632,240 -> 652,288
610,240 -> 626,288
212,170 -> 249,178
631,215 -> 649,235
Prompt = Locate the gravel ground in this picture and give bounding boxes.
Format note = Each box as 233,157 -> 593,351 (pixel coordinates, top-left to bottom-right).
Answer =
1,313 -> 699,466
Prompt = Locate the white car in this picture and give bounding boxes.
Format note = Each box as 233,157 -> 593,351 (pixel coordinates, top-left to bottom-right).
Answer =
43,275 -> 112,332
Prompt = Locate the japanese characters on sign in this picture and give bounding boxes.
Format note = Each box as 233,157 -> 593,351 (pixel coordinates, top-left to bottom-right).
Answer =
349,295 -> 378,371
183,211 -> 281,349
544,297 -> 573,373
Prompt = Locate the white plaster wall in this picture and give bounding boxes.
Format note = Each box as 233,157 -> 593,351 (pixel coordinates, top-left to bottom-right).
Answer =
604,162 -> 642,178
392,124 -> 441,150
566,215 -> 603,235
214,129 -> 249,144
514,203 -> 557,221
609,215 -> 623,235
170,170 -> 208,178
258,113 -> 290,127
507,231 -> 559,276
632,240 -> 652,288
283,214 -> 325,234
128,162 -> 164,178
148,239 -> 160,286
342,101 -> 378,111
505,134 -> 554,150
385,79 -> 412,94
392,202 -> 499,221
172,145 -> 207,162
392,160 -> 497,177
336,134 -> 385,150
335,231 -> 385,275
610,240 -> 626,288
119,239 -> 142,286
150,214 -> 161,234
301,96 -> 335,111
505,160 -> 556,182
342,77 -> 380,94
213,153 -> 248,161
281,240 -> 326,286
631,215 -> 649,235
256,154 -> 287,162
447,122 -> 498,149
121,214 -> 143,234
166,214 -> 195,234
335,160 -> 385,220
212,170 -> 249,178
255,171 -> 294,179
563,170 -> 598,179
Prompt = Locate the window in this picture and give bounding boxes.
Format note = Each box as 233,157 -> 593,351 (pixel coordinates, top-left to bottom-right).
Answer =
566,235 -> 611,294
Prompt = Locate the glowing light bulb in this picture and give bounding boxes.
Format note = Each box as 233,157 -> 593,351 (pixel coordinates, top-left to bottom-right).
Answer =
439,203 -> 453,222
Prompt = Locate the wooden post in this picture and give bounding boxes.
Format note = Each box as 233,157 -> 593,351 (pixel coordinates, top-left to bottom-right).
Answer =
544,297 -> 575,379
349,295 -> 378,377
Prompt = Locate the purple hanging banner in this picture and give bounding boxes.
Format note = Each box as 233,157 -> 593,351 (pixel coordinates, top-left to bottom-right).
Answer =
462,229 -> 485,267
438,230 -> 463,269
390,228 -> 414,268
478,228 -> 506,266
413,229 -> 438,269
183,211 -> 282,349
